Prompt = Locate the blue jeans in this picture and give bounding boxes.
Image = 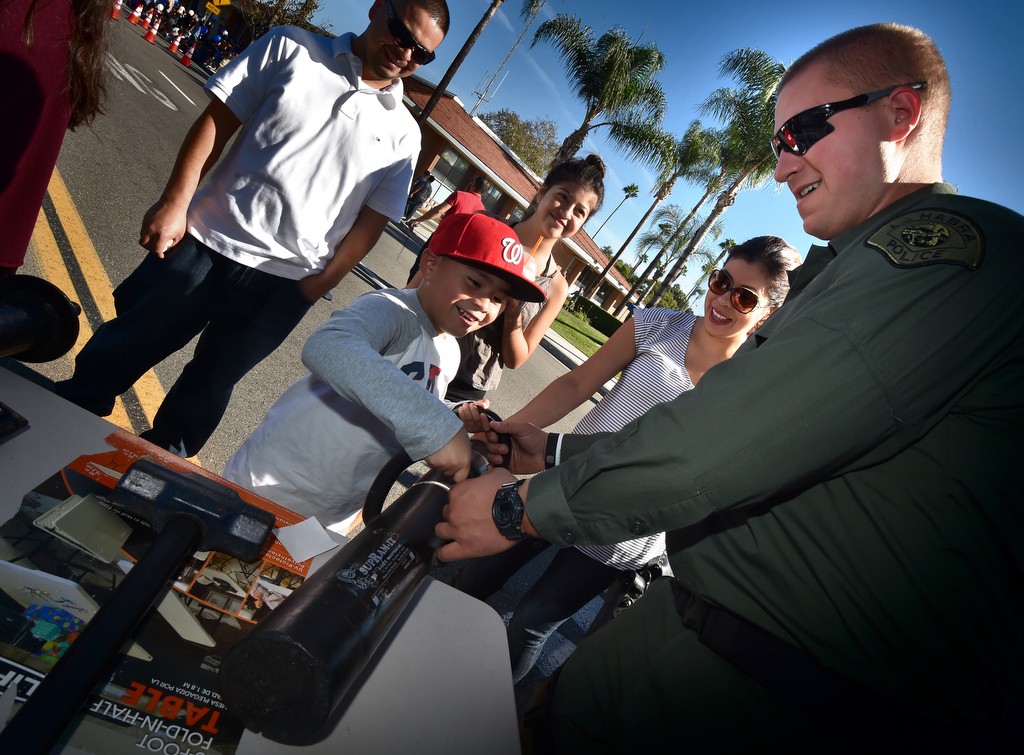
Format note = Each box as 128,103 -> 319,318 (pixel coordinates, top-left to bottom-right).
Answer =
55,236 -> 314,456
403,199 -> 424,220
454,542 -> 621,683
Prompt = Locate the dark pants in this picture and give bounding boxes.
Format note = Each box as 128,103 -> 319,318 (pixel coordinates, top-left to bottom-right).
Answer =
454,542 -> 621,683
443,377 -> 486,403
403,199 -> 425,220
56,236 -> 314,456
523,578 -> 853,753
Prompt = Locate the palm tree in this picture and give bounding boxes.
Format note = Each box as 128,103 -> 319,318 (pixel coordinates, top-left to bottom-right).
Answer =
619,208 -> 718,309
647,230 -> 724,307
418,0 -> 506,123
631,214 -> 686,301
469,0 -> 548,116
587,121 -> 722,304
589,183 -> 639,241
647,48 -> 784,308
646,232 -> 723,308
629,252 -> 649,278
532,15 -> 668,168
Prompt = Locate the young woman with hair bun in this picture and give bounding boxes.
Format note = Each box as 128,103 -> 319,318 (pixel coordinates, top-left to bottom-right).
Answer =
445,153 -> 607,402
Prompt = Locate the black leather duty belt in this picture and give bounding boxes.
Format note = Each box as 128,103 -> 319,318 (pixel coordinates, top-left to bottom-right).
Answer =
667,578 -> 952,747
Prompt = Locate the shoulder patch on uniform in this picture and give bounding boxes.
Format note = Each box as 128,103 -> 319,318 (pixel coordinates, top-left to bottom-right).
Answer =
865,209 -> 984,270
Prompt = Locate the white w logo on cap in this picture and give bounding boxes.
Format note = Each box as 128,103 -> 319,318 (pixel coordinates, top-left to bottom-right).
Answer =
501,237 -> 524,265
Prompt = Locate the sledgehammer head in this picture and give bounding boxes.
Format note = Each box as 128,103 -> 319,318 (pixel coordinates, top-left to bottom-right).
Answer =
110,457 -> 276,561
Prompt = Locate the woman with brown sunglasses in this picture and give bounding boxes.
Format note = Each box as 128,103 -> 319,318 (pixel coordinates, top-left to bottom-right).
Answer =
453,235 -> 800,684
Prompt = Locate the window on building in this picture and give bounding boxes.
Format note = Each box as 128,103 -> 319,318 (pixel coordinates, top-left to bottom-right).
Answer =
576,270 -> 605,301
480,183 -> 504,213
433,148 -> 470,194
433,148 -> 507,214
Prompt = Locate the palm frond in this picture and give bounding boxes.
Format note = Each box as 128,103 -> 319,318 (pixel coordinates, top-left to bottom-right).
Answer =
520,0 -> 547,23
602,118 -> 673,169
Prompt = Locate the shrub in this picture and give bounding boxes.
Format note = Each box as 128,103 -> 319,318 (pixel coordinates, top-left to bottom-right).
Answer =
591,307 -> 625,337
569,298 -> 623,337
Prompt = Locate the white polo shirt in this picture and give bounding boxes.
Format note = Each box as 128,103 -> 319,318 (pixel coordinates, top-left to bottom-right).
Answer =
188,26 -> 420,280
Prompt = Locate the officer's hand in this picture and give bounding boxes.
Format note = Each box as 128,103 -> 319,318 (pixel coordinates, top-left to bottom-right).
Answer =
436,469 -> 519,562
483,419 -> 547,474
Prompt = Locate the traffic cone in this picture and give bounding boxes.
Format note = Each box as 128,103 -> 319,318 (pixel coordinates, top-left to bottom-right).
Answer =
145,19 -> 160,44
111,0 -> 122,20
128,3 -> 142,24
141,10 -> 152,29
181,43 -> 195,68
168,33 -> 181,54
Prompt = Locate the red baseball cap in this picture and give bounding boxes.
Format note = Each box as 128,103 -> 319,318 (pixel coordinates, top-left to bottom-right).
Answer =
428,213 -> 547,302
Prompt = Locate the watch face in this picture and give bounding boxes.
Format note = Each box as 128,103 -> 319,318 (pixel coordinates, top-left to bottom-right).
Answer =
493,483 -> 524,540
494,496 -> 513,524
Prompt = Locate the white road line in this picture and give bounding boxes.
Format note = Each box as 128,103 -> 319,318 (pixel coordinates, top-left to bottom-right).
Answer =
159,70 -> 197,107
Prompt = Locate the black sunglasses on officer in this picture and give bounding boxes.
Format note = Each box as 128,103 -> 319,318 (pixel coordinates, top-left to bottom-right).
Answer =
771,82 -> 927,159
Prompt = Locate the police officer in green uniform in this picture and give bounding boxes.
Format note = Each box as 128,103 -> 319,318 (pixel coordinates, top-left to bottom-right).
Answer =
436,23 -> 1023,750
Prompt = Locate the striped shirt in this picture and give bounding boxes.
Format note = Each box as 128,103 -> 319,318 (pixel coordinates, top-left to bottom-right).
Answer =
575,308 -> 697,569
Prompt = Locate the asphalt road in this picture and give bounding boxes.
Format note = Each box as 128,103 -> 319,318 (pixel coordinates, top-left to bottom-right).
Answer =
13,20 -> 607,714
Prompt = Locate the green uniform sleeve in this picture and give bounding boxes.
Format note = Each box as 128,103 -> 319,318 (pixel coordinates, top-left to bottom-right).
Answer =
527,215 -> 1024,547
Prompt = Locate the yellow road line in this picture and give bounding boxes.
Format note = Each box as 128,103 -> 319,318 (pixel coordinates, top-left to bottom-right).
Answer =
31,210 -> 90,355
45,169 -> 168,424
30,209 -> 133,430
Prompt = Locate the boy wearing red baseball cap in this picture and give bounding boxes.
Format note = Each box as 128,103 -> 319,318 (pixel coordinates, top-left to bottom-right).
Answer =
223,213 -> 543,532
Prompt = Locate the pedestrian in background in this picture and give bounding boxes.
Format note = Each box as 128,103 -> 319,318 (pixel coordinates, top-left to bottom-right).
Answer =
406,174 -> 487,230
403,172 -> 434,221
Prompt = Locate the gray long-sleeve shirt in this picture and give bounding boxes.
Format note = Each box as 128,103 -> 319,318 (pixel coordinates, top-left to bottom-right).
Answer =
223,288 -> 463,526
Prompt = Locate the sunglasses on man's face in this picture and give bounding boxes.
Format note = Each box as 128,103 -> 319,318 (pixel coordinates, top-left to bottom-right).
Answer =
385,0 -> 435,66
770,81 -> 926,159
707,268 -> 763,314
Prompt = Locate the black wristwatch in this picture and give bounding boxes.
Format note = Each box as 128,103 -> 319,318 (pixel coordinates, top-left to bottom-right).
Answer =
492,479 -> 527,541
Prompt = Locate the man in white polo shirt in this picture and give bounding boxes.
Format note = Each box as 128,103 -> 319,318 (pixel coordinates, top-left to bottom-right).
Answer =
57,0 -> 450,458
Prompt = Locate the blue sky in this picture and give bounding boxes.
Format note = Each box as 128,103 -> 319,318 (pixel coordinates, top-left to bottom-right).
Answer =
319,0 -> 1022,293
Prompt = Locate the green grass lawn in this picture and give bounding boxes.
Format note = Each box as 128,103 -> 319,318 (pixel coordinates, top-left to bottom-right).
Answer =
550,308 -> 609,358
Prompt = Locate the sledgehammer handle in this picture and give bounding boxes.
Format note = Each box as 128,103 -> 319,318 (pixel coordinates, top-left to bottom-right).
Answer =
0,517 -> 201,753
